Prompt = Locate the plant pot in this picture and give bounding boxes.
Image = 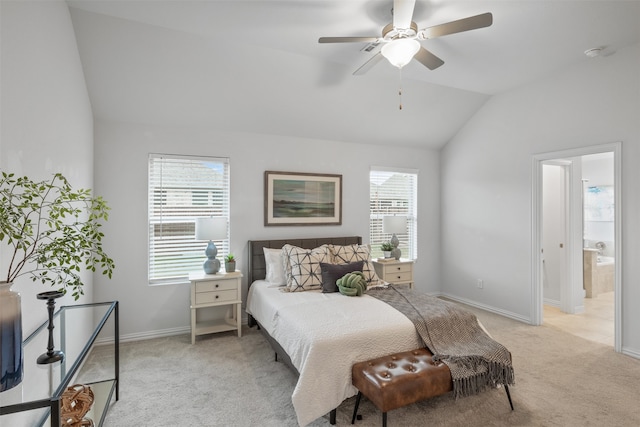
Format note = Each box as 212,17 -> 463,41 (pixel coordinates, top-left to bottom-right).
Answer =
1,281 -> 23,392
225,261 -> 236,273
383,251 -> 392,258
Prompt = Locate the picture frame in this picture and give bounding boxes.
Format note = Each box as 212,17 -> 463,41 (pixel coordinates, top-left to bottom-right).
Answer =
264,171 -> 342,226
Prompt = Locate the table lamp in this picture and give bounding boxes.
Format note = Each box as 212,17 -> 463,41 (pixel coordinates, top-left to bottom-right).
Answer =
195,217 -> 228,274
383,215 -> 407,260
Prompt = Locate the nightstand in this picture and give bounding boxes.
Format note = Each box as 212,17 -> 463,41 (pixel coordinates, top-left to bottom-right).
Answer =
372,259 -> 414,289
189,271 -> 242,344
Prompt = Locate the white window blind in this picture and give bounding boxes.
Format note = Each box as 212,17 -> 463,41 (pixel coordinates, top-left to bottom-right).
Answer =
369,167 -> 418,260
148,154 -> 230,285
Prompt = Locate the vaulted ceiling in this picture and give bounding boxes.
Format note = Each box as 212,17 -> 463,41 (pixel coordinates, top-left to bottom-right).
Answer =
67,1 -> 640,149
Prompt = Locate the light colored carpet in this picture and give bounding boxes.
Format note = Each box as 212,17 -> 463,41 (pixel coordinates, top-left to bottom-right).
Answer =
80,303 -> 640,426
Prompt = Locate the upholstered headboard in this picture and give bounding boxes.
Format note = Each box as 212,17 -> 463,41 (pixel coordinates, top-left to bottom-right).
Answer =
247,236 -> 362,285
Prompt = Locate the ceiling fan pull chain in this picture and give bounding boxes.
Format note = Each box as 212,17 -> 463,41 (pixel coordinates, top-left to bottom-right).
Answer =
398,68 -> 403,110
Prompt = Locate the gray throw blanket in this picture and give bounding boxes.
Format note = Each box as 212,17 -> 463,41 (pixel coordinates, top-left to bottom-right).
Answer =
369,285 -> 515,398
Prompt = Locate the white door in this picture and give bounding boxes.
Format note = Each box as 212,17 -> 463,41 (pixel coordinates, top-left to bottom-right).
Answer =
542,163 -> 567,309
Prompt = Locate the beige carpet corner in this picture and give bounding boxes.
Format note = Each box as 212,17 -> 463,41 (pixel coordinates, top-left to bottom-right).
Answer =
80,303 -> 640,426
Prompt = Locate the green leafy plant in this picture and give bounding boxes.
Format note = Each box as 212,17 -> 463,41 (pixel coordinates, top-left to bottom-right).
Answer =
0,172 -> 115,300
380,242 -> 393,252
224,253 -> 235,262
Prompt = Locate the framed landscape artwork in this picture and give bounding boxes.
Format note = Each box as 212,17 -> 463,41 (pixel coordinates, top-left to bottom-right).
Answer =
264,171 -> 342,226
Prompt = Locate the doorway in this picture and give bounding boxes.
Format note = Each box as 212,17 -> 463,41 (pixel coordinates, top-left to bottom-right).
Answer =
532,143 -> 621,352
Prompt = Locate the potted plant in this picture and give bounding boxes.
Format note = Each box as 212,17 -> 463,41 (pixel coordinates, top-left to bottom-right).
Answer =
224,253 -> 236,273
0,172 -> 115,391
380,242 -> 393,258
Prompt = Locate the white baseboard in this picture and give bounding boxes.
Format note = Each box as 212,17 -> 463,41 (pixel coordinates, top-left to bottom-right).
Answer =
436,292 -> 532,324
622,347 -> 640,360
122,326 -> 191,343
544,298 -> 587,314
543,298 -> 560,308
95,326 -> 190,345
96,315 -> 252,345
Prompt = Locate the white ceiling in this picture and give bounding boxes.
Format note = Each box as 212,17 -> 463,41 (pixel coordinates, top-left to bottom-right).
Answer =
67,0 -> 640,149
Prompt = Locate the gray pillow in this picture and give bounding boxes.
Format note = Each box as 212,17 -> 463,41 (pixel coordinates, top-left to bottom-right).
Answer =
320,261 -> 364,293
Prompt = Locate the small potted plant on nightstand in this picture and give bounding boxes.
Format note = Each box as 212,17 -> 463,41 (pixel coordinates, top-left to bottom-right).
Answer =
380,242 -> 393,259
224,253 -> 236,273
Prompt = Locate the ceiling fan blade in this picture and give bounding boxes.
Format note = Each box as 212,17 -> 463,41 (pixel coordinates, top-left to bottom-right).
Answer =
418,12 -> 493,39
353,52 -> 384,76
414,46 -> 444,70
393,0 -> 416,30
319,36 -> 380,44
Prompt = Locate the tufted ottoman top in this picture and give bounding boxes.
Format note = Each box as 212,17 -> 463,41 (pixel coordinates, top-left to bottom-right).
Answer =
352,348 -> 453,413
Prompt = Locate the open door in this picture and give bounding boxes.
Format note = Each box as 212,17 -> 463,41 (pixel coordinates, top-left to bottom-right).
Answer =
541,160 -> 582,314
542,162 -> 570,312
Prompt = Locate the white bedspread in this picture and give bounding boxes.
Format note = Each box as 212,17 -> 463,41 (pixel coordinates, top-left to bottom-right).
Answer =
246,280 -> 422,426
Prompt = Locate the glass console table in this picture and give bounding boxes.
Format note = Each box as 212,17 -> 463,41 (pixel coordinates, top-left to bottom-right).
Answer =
0,301 -> 119,427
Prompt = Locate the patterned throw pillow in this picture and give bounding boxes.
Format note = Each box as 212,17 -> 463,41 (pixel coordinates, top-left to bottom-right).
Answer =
328,244 -> 381,287
282,244 -> 332,292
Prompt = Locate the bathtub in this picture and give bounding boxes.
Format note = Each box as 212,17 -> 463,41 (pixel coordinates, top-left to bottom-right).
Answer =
584,250 -> 614,297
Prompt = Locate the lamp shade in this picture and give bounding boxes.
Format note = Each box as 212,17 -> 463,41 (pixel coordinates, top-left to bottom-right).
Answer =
195,217 -> 227,241
381,39 -> 420,68
383,216 -> 407,234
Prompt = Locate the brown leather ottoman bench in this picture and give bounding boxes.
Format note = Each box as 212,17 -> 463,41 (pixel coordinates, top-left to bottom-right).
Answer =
351,348 -> 513,426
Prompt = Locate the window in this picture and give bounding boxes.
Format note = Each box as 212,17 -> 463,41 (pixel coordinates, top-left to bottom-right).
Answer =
369,167 -> 418,260
148,154 -> 230,285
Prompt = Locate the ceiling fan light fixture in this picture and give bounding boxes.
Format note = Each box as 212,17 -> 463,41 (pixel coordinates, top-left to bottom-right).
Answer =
381,38 -> 420,68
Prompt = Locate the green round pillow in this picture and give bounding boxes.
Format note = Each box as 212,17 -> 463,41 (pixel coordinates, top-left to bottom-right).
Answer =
337,271 -> 367,296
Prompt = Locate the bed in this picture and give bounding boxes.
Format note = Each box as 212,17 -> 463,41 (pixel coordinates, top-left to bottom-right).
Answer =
246,236 -> 424,426
245,236 -> 513,427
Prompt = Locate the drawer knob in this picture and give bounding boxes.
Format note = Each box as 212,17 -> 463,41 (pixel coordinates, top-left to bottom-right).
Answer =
215,295 -> 219,299
397,276 -> 401,279
215,284 -> 219,288
396,267 -> 401,271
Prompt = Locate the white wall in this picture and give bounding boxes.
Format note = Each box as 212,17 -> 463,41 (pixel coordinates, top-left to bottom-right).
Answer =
92,121 -> 441,340
440,42 -> 640,357
0,0 -> 94,335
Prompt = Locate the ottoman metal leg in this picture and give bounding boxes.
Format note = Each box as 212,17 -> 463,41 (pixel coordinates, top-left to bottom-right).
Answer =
351,391 -> 362,424
504,385 -> 514,410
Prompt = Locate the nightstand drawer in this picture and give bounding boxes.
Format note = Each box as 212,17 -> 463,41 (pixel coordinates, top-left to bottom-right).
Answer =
384,271 -> 412,283
195,280 -> 237,293
195,289 -> 238,305
385,264 -> 412,274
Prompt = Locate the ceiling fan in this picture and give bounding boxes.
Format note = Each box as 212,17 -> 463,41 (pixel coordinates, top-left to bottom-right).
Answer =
319,0 -> 493,75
